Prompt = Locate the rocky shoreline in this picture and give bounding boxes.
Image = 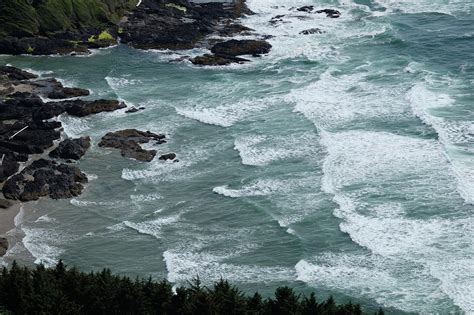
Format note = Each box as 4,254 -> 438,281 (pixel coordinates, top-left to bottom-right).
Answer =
0,0 -> 343,258
0,66 -> 174,257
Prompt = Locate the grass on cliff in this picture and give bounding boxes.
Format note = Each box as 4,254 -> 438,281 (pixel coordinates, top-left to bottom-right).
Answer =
0,0 -> 138,38
0,261 -> 385,315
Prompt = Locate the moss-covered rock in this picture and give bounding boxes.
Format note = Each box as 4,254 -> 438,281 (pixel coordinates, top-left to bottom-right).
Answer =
0,0 -> 137,54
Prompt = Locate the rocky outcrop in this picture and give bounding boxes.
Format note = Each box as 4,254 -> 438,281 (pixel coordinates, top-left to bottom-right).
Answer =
120,0 -> 252,50
49,137 -> 91,160
2,159 -> 88,201
211,40 -> 272,57
60,99 -> 126,117
192,39 -> 271,66
0,66 -> 127,205
99,129 -> 166,162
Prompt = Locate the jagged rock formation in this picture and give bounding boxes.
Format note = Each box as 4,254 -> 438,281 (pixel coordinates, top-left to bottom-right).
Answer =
99,129 -> 166,162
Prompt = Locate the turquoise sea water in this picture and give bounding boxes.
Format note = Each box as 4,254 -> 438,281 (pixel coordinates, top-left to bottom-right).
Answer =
1,0 -> 473,313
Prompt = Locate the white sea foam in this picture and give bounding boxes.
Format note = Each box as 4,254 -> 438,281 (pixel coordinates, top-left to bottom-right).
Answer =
289,69 -> 406,130
58,115 -> 91,138
176,98 -> 270,127
407,83 -> 474,204
21,227 -> 66,267
317,129 -> 474,312
70,199 -> 120,207
35,215 -> 55,223
164,249 -> 294,284
234,132 -> 318,166
105,76 -> 142,90
213,179 -> 286,197
123,214 -> 180,239
130,193 -> 162,202
295,253 -> 452,313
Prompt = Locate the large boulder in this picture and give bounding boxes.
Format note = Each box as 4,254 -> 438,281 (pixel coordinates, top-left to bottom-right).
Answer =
2,159 -> 87,201
211,40 -> 272,56
49,137 -> 91,160
99,129 -> 165,162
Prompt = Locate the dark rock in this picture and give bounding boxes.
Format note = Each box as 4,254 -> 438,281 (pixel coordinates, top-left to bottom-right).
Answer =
316,9 -> 341,18
0,36 -> 89,56
49,137 -> 91,160
0,237 -> 7,257
2,159 -> 87,201
125,106 -> 146,114
0,66 -> 37,81
99,129 -> 165,162
47,87 -> 90,99
269,15 -> 285,25
297,5 -> 314,12
159,153 -> 176,161
0,120 -> 61,155
218,23 -> 254,37
300,28 -> 324,35
0,199 -> 13,209
211,40 -> 272,56
62,99 -> 126,117
121,0 -> 251,50
0,160 -> 19,182
191,54 -> 249,66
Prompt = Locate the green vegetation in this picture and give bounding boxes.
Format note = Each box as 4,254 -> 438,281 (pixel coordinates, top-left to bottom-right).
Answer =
0,0 -> 138,38
98,30 -> 114,40
165,3 -> 187,13
26,46 -> 34,54
0,261 -> 384,315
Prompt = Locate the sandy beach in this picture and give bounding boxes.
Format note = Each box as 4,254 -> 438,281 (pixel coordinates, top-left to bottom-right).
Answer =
0,201 -> 20,237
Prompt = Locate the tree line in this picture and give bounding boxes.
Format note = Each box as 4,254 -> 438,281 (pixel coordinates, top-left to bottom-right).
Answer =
0,261 -> 385,315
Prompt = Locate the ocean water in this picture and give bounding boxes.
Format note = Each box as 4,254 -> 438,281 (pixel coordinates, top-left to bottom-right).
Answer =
1,0 -> 473,313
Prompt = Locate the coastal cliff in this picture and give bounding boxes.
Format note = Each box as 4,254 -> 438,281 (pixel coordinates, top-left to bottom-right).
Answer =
0,0 -> 137,54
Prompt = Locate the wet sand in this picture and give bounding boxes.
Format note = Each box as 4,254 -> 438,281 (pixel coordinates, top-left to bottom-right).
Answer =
0,202 -> 20,236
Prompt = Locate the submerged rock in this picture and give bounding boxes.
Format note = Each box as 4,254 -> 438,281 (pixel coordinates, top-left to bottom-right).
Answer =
316,9 -> 341,18
191,54 -> 249,66
300,28 -> 324,35
2,159 -> 88,201
296,5 -> 314,12
99,129 -> 165,162
49,137 -> 91,160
